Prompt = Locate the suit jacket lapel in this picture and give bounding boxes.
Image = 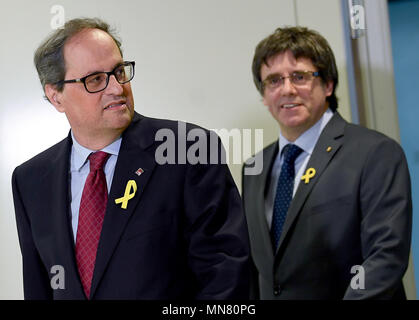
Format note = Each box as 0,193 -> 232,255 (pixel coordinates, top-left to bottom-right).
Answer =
43,134 -> 86,298
260,143 -> 279,259
90,113 -> 156,298
249,142 -> 278,271
275,112 -> 346,254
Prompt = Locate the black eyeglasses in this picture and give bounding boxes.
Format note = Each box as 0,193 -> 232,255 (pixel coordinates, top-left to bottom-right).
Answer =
56,61 -> 135,93
262,70 -> 320,91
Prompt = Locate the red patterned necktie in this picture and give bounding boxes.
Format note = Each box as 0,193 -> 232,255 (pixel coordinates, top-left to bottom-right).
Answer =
75,151 -> 110,299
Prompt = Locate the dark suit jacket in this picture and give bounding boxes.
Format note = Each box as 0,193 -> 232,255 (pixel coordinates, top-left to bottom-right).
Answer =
12,112 -> 250,300
242,112 -> 412,299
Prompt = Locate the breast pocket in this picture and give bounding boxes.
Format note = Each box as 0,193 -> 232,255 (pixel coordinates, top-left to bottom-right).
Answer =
309,194 -> 353,216
125,220 -> 173,242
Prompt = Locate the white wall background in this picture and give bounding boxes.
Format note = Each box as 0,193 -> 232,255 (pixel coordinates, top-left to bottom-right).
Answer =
0,0 -> 351,299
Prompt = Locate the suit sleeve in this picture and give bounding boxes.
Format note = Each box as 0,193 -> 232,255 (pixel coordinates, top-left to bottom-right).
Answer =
183,133 -> 251,299
12,168 -> 52,299
343,139 -> 412,299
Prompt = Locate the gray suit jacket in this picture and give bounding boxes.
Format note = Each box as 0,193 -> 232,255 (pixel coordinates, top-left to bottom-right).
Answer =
242,112 -> 412,299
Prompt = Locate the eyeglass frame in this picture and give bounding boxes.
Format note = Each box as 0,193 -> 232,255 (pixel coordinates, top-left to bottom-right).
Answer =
261,70 -> 320,91
55,61 -> 135,93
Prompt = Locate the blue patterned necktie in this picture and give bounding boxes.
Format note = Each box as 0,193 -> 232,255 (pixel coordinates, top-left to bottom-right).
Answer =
271,144 -> 303,251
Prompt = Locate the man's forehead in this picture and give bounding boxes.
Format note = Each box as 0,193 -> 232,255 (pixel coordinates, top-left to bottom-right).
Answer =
63,28 -> 122,74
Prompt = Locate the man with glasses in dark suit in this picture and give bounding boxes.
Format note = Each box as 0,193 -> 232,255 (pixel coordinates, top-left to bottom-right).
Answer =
12,17 -> 250,300
242,26 -> 412,299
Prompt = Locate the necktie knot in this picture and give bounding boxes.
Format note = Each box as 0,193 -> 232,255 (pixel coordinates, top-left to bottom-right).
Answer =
282,144 -> 303,165
89,151 -> 110,172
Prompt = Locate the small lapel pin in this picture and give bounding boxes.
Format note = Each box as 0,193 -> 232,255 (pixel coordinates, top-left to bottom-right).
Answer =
326,146 -> 332,152
301,168 -> 316,184
115,180 -> 137,209
135,168 -> 144,176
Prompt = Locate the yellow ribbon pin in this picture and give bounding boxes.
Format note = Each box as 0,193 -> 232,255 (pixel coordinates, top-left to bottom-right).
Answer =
301,168 -> 316,184
115,180 -> 137,209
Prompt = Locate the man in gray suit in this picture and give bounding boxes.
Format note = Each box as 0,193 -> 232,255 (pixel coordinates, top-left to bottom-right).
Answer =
242,26 -> 412,299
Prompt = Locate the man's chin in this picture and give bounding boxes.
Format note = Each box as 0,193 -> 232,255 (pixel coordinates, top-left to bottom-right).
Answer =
108,110 -> 134,130
276,114 -> 308,128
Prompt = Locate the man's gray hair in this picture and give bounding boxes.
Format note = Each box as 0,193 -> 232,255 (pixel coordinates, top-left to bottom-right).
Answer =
34,17 -> 122,101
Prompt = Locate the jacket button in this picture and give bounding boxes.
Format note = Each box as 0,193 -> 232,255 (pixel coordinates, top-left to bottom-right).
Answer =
273,285 -> 281,296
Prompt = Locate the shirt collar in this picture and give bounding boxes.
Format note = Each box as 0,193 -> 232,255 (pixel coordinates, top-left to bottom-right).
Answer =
278,108 -> 334,157
71,130 -> 122,172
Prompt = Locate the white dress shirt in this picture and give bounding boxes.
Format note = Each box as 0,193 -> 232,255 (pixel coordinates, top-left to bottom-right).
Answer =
265,108 -> 334,228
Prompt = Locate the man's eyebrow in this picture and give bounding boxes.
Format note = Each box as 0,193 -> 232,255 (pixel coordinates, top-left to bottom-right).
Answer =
82,61 -> 124,77
263,72 -> 281,81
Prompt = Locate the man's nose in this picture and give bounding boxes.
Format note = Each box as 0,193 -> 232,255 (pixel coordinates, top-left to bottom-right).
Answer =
280,77 -> 298,95
105,74 -> 124,95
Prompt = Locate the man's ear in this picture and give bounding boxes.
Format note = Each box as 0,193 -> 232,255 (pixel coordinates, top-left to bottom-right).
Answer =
45,84 -> 65,113
324,80 -> 334,97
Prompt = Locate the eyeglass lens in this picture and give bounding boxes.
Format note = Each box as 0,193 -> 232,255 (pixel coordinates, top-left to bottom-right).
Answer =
264,71 -> 316,90
85,63 -> 134,93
